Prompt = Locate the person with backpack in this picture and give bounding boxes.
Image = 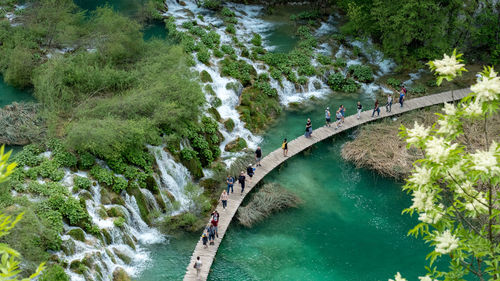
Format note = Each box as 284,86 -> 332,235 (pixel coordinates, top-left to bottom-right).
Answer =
220,190 -> 228,210
357,101 -> 362,119
282,138 -> 288,157
238,171 -> 246,194
207,224 -> 215,245
255,146 -> 262,167
247,164 -> 254,181
194,256 -> 202,277
399,90 -> 405,107
325,107 -> 331,127
201,230 -> 208,248
226,175 -> 234,194
372,99 -> 380,117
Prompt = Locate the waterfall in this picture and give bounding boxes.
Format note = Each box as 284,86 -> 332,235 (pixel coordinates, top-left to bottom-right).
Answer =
148,145 -> 192,213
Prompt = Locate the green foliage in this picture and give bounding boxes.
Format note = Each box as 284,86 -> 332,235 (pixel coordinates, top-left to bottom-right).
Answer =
250,33 -> 262,47
35,159 -> 65,181
317,54 -> 332,65
112,177 -> 128,193
213,48 -> 224,58
4,47 -> 35,88
90,165 -> 114,186
197,48 -> 210,64
408,84 -> 426,95
347,64 -> 374,82
74,176 -> 91,191
221,44 -> 235,55
39,265 -> 68,281
386,77 -> 402,88
202,0 -> 221,10
238,86 -> 281,133
225,23 -> 235,34
11,144 -> 43,167
290,10 -> 320,21
327,72 -> 360,93
113,217 -> 126,228
201,31 -> 220,49
200,70 -> 213,83
297,76 -> 308,85
221,7 -> 235,18
220,58 -> 256,87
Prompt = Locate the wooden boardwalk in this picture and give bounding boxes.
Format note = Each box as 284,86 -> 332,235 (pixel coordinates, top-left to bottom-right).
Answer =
183,88 -> 470,280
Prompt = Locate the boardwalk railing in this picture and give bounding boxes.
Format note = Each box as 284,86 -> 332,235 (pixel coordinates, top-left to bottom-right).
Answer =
183,88 -> 470,280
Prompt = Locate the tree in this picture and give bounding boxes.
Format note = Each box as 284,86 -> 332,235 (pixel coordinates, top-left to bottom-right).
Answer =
393,54 -> 500,280
0,145 -> 45,280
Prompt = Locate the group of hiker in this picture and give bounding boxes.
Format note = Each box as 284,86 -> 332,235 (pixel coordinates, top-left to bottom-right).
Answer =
193,86 -> 408,276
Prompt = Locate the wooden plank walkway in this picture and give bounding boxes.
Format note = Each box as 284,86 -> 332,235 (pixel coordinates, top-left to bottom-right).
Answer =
183,88 -> 470,280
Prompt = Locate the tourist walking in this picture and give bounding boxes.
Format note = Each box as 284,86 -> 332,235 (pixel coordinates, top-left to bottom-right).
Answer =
372,99 -> 380,117
282,138 -> 288,157
194,256 -> 202,277
238,171 -> 246,194
399,90 -> 405,107
325,107 -> 331,127
211,211 -> 219,238
401,85 -> 407,96
246,164 -> 254,181
335,110 -> 342,129
207,224 -> 215,245
305,118 -> 312,138
386,93 -> 393,112
226,175 -> 234,194
357,101 -> 362,119
202,230 -> 208,248
255,146 -> 262,167
220,190 -> 228,210
339,105 -> 345,123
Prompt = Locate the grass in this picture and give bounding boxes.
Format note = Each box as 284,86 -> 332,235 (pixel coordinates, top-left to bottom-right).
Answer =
237,183 -> 302,228
341,106 -> 500,179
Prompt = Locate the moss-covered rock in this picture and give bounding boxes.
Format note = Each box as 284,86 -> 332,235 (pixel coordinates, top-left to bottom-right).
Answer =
113,248 -> 132,265
107,207 -> 125,218
105,248 -> 117,263
145,175 -> 159,194
155,194 -> 167,211
100,188 -> 112,205
79,190 -> 93,201
237,86 -> 281,133
199,178 -> 219,195
126,185 -> 152,225
101,229 -> 112,245
122,233 -> 136,250
110,193 -> 126,206
208,107 -> 222,122
224,137 -> 247,152
200,70 -> 213,83
180,158 -> 204,179
224,118 -> 235,132
97,206 -> 108,218
69,260 -> 87,274
112,267 -> 131,281
67,228 -> 85,242
61,239 -> 76,256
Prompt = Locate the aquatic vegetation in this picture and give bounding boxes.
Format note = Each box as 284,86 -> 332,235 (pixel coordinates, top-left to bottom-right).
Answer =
347,64 -> 374,82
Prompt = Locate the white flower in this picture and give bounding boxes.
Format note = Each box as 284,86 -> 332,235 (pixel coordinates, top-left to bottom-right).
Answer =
455,180 -> 475,195
445,162 -> 465,181
407,122 -> 430,145
389,272 -> 407,281
465,192 -> 488,217
418,211 -> 443,224
470,73 -> 500,102
464,101 -> 483,117
432,54 -> 465,77
437,117 -> 456,135
411,189 -> 435,212
419,276 -> 436,281
425,137 -> 458,163
409,166 -> 432,187
443,102 -> 456,115
470,142 -> 500,175
434,230 -> 459,254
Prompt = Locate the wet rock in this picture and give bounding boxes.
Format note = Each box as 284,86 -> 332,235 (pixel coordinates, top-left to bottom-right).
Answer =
179,1 -> 186,6
97,206 -> 108,218
105,248 -> 117,263
123,233 -> 136,250
155,194 -> 167,211
200,70 -> 213,83
107,206 -> 125,218
313,80 -> 322,90
101,229 -> 112,245
112,267 -> 131,281
113,248 -> 132,265
70,260 -> 87,274
100,188 -> 112,205
110,193 -> 126,206
61,239 -> 76,256
79,190 -> 93,201
208,107 -> 222,121
67,228 -> 85,242
224,137 -> 247,152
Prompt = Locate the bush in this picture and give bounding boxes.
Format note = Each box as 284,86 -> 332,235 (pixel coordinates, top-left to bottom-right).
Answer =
74,176 -> 91,190
317,54 -> 332,65
221,44 -> 235,55
220,58 -> 256,86
226,23 -> 235,34
112,177 -> 128,193
181,149 -> 198,161
221,7 -> 235,17
342,78 -> 359,93
250,33 -> 262,46
36,159 -> 65,181
327,72 -> 345,91
213,48 -> 224,58
197,49 -> 210,64
39,265 -> 69,281
202,0 -> 221,10
409,84 -> 426,95
200,70 -> 213,83
386,77 -> 402,88
333,58 -> 347,68
298,76 -> 308,85
348,64 -> 374,82
90,165 -> 114,186
201,31 -> 220,49
114,217 -> 126,228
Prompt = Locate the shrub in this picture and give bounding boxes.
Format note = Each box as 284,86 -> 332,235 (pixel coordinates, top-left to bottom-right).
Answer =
348,64 -> 374,82
202,0 -> 221,10
386,77 -> 402,88
12,144 -> 43,167
298,64 -> 316,76
74,176 -> 91,190
90,165 -> 114,186
200,70 -> 213,83
181,149 -> 198,161
201,31 -> 220,49
36,159 -> 65,181
342,78 -> 360,93
317,54 -> 332,65
409,84 -> 426,95
298,76 -> 308,85
181,21 -> 194,29
221,44 -> 235,55
221,7 -> 235,17
112,177 -> 128,193
78,152 -> 95,170
333,58 -> 347,68
250,33 -> 262,46
220,58 -> 256,86
114,217 -> 126,228
189,26 -> 205,37
39,265 -> 69,281
213,48 -> 224,58
327,72 -> 345,91
226,23 -> 235,34
197,49 -> 210,64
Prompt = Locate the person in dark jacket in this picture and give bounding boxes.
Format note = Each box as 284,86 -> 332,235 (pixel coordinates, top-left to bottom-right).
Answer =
238,171 -> 246,194
247,164 -> 254,181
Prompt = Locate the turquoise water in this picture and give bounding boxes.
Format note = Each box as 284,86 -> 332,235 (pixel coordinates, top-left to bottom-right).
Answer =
0,75 -> 34,107
261,7 -> 300,53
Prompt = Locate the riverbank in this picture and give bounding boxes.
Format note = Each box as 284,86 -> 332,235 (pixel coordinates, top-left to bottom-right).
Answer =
341,105 -> 500,180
